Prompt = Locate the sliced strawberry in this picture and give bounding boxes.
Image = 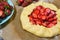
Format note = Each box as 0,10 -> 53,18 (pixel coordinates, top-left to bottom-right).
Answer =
41,15 -> 46,20
2,1 -> 9,6
48,18 -> 54,21
33,9 -> 40,14
0,10 -> 3,16
18,0 -> 24,3
48,13 -> 54,18
32,12 -> 37,18
47,23 -> 54,28
0,3 -> 2,6
29,15 -> 33,21
29,16 -> 35,24
51,10 -> 56,15
34,0 -> 39,2
6,9 -> 11,15
35,19 -> 42,25
38,14 -> 41,19
36,6 -> 43,10
26,0 -> 33,3
52,21 -> 57,25
53,16 -> 57,20
40,9 -> 44,13
22,1 -> 29,7
1,13 -> 5,18
42,22 -> 47,27
45,8 -> 51,14
17,0 -> 24,5
0,5 -> 4,10
32,9 -> 39,18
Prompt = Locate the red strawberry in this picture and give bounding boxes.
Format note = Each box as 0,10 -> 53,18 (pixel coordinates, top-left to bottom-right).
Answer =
45,8 -> 51,13
6,9 -> 11,15
34,0 -> 39,2
42,22 -> 47,27
44,8 -> 51,16
47,13 -> 54,18
32,9 -> 39,18
26,0 -> 33,3
18,0 -> 24,3
22,1 -> 29,7
51,10 -> 56,15
17,0 -> 24,5
40,9 -> 44,13
0,10 -> 5,18
0,5 -> 4,10
1,13 -> 5,18
33,9 -> 40,14
36,6 -> 43,10
41,15 -> 46,20
52,21 -> 57,25
47,23 -> 54,28
38,14 -> 41,19
0,10 -> 4,16
2,1 -> 9,6
0,3 -> 2,6
35,19 -> 42,25
48,18 -> 54,21
53,17 -> 57,20
29,15 -> 33,21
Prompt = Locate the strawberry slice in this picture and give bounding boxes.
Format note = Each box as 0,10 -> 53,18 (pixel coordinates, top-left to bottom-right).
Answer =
42,22 -> 47,27
29,16 -> 35,24
52,21 -> 57,25
0,10 -> 5,18
18,0 -> 24,3
22,1 -> 29,7
26,0 -> 33,3
36,6 -> 43,10
2,1 -> 9,6
38,13 -> 41,19
32,9 -> 39,18
34,0 -> 39,2
48,18 -> 54,21
41,15 -> 46,20
44,8 -> 51,16
35,19 -> 42,25
6,9 -> 11,15
32,12 -> 38,18
48,13 -> 54,18
40,9 -> 44,13
33,9 -> 40,14
0,10 -> 3,16
1,13 -> 5,18
51,10 -> 56,15
45,8 -> 51,13
17,0 -> 24,5
0,5 -> 4,10
47,23 -> 54,28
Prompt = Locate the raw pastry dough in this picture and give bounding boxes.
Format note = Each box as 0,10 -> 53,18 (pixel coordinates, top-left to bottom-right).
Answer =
20,1 -> 60,37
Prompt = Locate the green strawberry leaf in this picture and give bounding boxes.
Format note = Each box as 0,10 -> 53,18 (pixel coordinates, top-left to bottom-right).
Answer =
4,11 -> 8,15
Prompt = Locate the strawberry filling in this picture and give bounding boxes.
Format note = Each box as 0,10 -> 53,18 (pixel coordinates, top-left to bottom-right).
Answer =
28,5 -> 57,28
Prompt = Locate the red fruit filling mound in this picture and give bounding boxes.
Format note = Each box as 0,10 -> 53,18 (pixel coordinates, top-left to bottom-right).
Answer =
17,0 -> 39,7
28,6 -> 57,28
0,0 -> 13,19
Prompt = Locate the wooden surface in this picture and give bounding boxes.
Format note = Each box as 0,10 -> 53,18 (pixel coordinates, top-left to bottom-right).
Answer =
2,0 -> 60,40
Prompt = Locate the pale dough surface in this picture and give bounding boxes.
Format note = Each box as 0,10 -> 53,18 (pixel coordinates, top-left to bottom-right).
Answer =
20,1 -> 60,37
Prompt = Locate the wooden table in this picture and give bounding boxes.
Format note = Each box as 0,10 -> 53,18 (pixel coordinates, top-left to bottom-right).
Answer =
2,0 -> 60,40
